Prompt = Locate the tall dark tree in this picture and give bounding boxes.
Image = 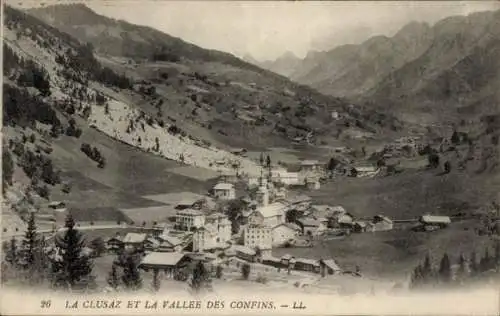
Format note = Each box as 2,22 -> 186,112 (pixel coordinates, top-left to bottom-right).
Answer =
241,263 -> 251,280
495,241 -> 500,268
327,157 -> 338,172
438,253 -> 452,284
5,236 -> 18,266
469,250 -> 478,276
216,265 -> 223,279
121,254 -> 142,291
152,269 -> 161,292
455,253 -> 467,283
106,264 -> 120,290
190,261 -> 209,293
259,153 -> 264,166
422,254 -> 433,284
479,248 -> 493,272
451,130 -> 460,144
428,153 -> 440,169
51,214 -> 93,289
2,149 -> 14,189
19,212 -> 37,270
266,155 -> 271,169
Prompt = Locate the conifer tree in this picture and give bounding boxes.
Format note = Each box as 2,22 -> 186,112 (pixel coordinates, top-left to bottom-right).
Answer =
456,253 -> 467,283
190,261 -> 209,293
152,269 -> 161,292
121,254 -> 142,291
51,214 -> 93,289
20,212 -> 37,269
5,236 -> 18,266
495,241 -> 500,268
107,264 -> 120,290
266,155 -> 271,169
469,250 -> 478,277
480,248 -> 493,272
422,254 -> 433,284
438,253 -> 452,284
259,153 -> 264,166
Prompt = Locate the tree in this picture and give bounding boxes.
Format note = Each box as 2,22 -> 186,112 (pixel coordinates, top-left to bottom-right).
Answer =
19,212 -> 37,270
259,153 -> 264,166
451,130 -> 460,144
469,250 -> 478,276
152,269 -> 161,292
438,253 -> 452,284
266,155 -> 271,169
107,264 -> 120,290
421,254 -> 433,284
327,157 -> 338,172
121,254 -> 142,291
5,236 -> 18,266
443,161 -> 451,174
428,153 -> 440,169
455,253 -> 467,283
479,248 -> 493,272
90,237 -> 106,257
2,149 -> 14,188
241,263 -> 251,280
216,265 -> 223,279
495,241 -> 500,268
51,214 -> 93,289
190,261 -> 209,293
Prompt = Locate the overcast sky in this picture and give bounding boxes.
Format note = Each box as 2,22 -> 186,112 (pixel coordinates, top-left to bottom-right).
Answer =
15,1 -> 500,61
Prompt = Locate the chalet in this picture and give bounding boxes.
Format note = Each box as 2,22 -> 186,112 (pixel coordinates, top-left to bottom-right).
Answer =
261,255 -> 283,268
368,215 -> 393,232
48,201 -> 66,209
294,258 -> 320,273
213,183 -> 236,200
351,165 -> 380,178
281,194 -> 312,211
231,245 -> 256,262
352,221 -> 368,233
319,259 -> 342,276
297,218 -> 327,236
157,234 -> 184,252
139,252 -> 191,278
252,202 -> 287,227
305,177 -> 321,190
231,148 -> 247,156
144,237 -> 160,251
123,233 -> 147,250
419,215 -> 451,231
105,235 -> 123,252
272,223 -> 301,247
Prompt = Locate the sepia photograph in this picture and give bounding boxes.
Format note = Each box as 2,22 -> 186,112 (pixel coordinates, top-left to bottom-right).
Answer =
1,0 -> 499,315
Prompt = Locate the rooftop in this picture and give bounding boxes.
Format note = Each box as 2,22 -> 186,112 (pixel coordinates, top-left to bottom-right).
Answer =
177,209 -> 204,216
231,245 -> 256,256
213,183 -> 234,190
123,233 -> 147,244
140,252 -> 186,267
300,160 -> 320,166
158,234 -> 183,246
256,202 -> 287,218
420,215 -> 451,224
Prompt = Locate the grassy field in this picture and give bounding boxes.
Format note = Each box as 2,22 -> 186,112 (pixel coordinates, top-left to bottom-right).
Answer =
273,219 -> 496,280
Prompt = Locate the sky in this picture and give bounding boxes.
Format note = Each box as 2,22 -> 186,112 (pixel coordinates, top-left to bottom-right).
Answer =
13,1 -> 500,61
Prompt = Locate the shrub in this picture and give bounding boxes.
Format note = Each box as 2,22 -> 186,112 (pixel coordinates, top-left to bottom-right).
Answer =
241,263 -> 251,280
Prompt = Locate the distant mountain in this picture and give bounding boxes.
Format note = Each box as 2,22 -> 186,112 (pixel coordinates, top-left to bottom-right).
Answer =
287,9 -> 500,126
258,51 -> 303,78
290,21 -> 434,97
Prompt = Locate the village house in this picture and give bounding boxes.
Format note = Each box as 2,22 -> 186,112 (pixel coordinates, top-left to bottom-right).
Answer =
175,209 -> 205,231
205,212 -> 232,245
352,221 -> 368,233
122,232 -> 147,251
305,177 -> 321,190
48,201 -> 66,209
294,258 -> 320,273
105,235 -> 123,252
192,224 -> 220,251
139,252 -> 191,278
212,182 -> 236,200
418,215 -> 451,231
270,168 -> 300,186
280,194 -> 312,212
319,259 -> 342,276
243,224 -> 272,255
251,202 -> 288,227
231,245 -> 257,262
144,237 -> 160,252
350,164 -> 380,178
261,255 -> 283,268
272,223 -> 301,247
367,215 -> 393,232
297,218 -> 327,236
157,234 -> 184,252
299,160 -> 324,182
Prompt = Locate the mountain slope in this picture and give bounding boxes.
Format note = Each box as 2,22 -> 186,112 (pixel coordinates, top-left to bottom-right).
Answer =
257,51 -> 303,78
26,3 -> 403,144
